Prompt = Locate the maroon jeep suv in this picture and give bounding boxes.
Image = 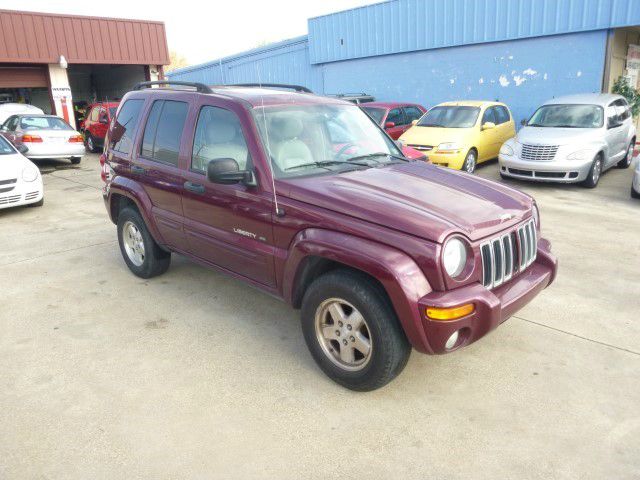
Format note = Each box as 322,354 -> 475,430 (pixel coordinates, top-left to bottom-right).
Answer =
101,81 -> 557,391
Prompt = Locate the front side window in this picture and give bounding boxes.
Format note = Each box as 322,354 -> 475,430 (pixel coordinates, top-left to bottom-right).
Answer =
528,104 -> 604,128
254,103 -> 403,179
417,106 -> 480,128
386,108 -> 405,126
403,106 -> 423,122
20,116 -> 72,130
140,100 -> 188,166
361,106 -> 386,125
192,106 -> 250,172
110,99 -> 144,155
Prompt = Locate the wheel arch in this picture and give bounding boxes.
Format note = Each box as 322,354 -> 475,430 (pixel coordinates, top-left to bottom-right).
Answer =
283,228 -> 434,353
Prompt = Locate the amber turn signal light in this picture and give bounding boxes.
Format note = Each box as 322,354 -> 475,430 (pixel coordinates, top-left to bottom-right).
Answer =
426,303 -> 475,321
69,135 -> 84,143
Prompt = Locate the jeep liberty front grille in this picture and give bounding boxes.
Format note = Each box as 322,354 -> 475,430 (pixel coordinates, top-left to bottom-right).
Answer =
480,219 -> 537,289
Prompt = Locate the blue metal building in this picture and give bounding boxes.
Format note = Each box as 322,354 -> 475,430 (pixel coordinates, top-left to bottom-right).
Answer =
168,0 -> 640,124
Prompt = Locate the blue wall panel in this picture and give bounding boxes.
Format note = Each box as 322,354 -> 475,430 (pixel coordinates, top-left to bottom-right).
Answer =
308,0 -> 640,64
321,30 -> 608,126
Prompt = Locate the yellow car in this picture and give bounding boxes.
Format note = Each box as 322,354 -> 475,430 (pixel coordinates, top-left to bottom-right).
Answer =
399,101 -> 516,173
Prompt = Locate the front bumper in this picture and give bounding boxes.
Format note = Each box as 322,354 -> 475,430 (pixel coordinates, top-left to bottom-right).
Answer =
426,150 -> 466,170
0,179 -> 43,210
499,153 -> 592,183
415,238 -> 557,354
632,167 -> 640,195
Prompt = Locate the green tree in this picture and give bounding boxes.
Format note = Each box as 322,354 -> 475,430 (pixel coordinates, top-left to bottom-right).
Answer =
612,76 -> 640,117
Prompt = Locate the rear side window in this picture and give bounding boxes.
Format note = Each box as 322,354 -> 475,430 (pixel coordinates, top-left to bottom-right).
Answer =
494,106 -> 511,124
110,99 -> 144,155
140,100 -> 188,166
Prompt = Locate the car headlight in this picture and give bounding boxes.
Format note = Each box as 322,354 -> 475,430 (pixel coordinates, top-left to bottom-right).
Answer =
532,203 -> 540,229
22,165 -> 39,182
500,143 -> 514,156
567,149 -> 591,161
437,142 -> 461,152
442,237 -> 468,278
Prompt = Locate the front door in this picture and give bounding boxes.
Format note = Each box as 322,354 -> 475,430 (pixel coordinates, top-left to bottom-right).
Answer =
478,106 -> 500,161
181,102 -> 275,287
385,108 -> 408,139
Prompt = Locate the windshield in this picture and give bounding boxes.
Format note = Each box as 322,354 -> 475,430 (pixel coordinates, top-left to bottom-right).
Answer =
20,116 -> 73,131
417,106 -> 480,128
253,104 -> 403,178
527,104 -> 603,128
361,106 -> 386,125
0,135 -> 15,155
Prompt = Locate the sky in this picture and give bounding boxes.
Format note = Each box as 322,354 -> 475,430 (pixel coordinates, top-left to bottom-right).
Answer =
0,0 -> 374,65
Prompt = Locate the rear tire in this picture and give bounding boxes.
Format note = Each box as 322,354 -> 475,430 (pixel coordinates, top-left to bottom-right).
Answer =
301,269 -> 411,391
117,207 -> 170,278
581,153 -> 603,189
70,157 -> 81,165
617,141 -> 634,169
85,134 -> 98,153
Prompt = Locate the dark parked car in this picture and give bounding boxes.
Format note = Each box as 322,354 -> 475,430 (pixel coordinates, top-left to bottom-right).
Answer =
101,81 -> 557,391
83,101 -> 119,152
362,102 -> 427,139
327,93 -> 375,104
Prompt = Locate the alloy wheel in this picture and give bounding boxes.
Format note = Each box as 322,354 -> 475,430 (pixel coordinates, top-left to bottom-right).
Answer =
314,298 -> 372,371
464,151 -> 476,173
122,220 -> 145,266
593,158 -> 602,184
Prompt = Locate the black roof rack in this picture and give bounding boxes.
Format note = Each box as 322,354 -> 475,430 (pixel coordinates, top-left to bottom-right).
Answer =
133,80 -> 213,93
226,83 -> 313,93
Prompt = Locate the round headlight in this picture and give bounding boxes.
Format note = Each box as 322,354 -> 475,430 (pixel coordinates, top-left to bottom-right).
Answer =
22,165 -> 39,182
443,238 -> 467,278
532,204 -> 540,228
499,143 -> 514,156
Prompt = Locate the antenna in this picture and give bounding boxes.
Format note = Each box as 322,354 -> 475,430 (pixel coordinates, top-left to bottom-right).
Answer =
255,64 -> 284,217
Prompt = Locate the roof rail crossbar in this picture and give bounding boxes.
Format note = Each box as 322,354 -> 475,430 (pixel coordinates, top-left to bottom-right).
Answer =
228,83 -> 313,93
133,80 -> 213,93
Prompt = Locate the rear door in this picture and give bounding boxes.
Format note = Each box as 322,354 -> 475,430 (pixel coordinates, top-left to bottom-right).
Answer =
133,96 -> 192,249
605,101 -> 626,165
94,107 -> 109,144
385,108 -> 407,139
181,99 -> 276,287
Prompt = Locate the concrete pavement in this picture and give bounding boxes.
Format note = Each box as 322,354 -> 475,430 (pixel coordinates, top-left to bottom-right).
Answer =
0,154 -> 638,479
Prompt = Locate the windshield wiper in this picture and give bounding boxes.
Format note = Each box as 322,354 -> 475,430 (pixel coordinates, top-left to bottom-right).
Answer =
347,152 -> 410,164
527,123 -> 546,127
418,123 -> 443,127
284,160 -> 370,171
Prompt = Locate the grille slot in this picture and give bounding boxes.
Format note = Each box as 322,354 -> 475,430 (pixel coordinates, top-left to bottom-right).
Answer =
25,191 -> 40,200
0,194 -> 21,205
407,144 -> 433,151
521,144 -> 559,161
0,178 -> 17,186
481,219 -> 537,289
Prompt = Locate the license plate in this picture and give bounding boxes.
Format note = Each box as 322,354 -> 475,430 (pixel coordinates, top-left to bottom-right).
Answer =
47,137 -> 65,143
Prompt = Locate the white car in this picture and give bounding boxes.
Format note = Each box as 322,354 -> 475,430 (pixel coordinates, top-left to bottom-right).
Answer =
0,114 -> 84,164
0,134 -> 44,209
0,102 -> 44,124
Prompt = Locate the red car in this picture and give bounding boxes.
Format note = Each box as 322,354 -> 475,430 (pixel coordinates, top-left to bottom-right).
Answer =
102,81 -> 556,391
362,102 -> 426,139
82,101 -> 119,152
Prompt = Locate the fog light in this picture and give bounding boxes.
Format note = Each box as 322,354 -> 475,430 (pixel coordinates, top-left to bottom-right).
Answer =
426,303 -> 475,321
445,330 -> 459,350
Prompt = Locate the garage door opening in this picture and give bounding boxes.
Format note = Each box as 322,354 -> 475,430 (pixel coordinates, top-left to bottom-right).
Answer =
68,64 -> 147,104
0,65 -> 52,114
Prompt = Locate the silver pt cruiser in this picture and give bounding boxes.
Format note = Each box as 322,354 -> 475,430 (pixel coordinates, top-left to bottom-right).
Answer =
499,94 -> 636,188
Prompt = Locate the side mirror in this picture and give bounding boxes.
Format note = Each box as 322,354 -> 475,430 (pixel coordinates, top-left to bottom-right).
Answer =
607,118 -> 622,129
16,144 -> 28,154
520,119 -> 527,127
411,119 -> 418,125
207,158 -> 253,185
482,122 -> 496,130
384,121 -> 395,129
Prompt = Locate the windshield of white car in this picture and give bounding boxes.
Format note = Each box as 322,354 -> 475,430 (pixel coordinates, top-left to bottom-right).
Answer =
417,106 -> 480,128
0,135 -> 15,154
527,104 -> 604,128
361,107 -> 386,125
253,104 -> 404,179
20,116 -> 74,131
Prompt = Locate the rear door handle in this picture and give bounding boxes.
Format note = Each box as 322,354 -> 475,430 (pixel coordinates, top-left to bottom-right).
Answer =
131,165 -> 146,174
184,181 -> 205,194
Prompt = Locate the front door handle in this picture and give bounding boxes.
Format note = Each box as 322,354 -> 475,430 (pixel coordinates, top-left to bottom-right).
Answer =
184,181 -> 205,194
131,165 -> 146,174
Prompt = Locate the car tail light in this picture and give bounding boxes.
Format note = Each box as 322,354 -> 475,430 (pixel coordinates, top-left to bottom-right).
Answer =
69,134 -> 84,143
21,134 -> 43,143
100,154 -> 110,183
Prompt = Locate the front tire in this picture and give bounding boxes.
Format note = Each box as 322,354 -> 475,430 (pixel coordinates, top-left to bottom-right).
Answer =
117,207 -> 170,278
301,269 -> 411,391
462,149 -> 477,174
632,185 -> 640,199
85,134 -> 98,153
582,153 -> 603,189
617,141 -> 634,169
